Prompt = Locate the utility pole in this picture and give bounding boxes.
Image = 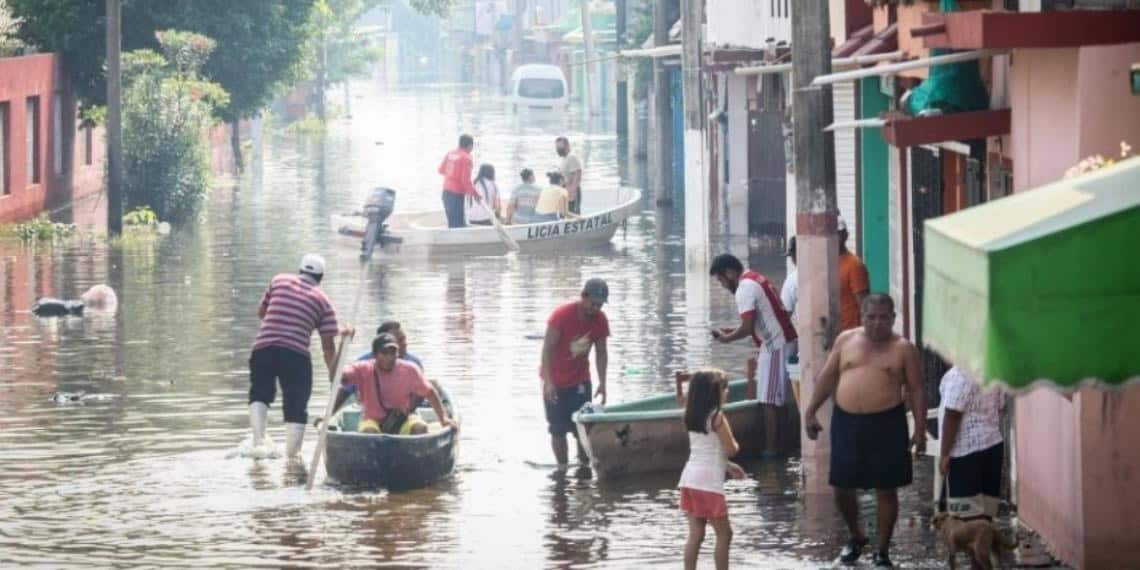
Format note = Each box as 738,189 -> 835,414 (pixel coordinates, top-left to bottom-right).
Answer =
652,1 -> 673,206
106,0 -> 123,236
792,0 -> 839,493
580,0 -> 598,116
513,0 -> 525,66
615,0 -> 628,138
681,0 -> 706,264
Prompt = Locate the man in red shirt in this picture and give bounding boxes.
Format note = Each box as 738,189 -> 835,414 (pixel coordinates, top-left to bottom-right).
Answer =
438,134 -> 483,228
541,278 -> 610,466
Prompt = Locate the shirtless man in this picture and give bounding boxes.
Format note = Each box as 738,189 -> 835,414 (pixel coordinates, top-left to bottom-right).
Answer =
804,294 -> 927,568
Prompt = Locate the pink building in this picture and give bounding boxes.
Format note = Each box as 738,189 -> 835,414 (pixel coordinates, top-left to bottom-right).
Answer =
0,53 -> 105,223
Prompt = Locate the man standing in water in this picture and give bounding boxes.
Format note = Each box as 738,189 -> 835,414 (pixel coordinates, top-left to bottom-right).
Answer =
541,278 -> 610,467
709,253 -> 797,457
555,136 -> 583,215
248,254 -> 345,459
439,134 -> 482,228
837,217 -> 870,332
804,294 -> 927,568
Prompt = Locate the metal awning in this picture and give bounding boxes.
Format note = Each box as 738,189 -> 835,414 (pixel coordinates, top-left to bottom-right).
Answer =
823,118 -> 887,132
620,44 -> 682,59
923,155 -> 1140,391
809,49 -> 1006,87
735,51 -> 902,77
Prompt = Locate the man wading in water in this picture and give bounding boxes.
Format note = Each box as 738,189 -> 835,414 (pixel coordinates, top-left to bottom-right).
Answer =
248,254 -> 349,459
803,294 -> 927,568
541,278 -> 610,468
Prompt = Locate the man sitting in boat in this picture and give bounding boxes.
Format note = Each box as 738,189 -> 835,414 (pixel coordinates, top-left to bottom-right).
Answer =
505,168 -> 545,225
534,171 -> 579,222
334,333 -> 457,435
354,321 -> 424,372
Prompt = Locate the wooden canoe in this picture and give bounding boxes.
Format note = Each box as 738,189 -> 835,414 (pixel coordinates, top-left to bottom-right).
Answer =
324,388 -> 459,491
572,379 -> 763,481
333,187 -> 642,255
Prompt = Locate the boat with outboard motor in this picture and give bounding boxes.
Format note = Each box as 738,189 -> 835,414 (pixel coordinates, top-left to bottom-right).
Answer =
333,186 -> 642,257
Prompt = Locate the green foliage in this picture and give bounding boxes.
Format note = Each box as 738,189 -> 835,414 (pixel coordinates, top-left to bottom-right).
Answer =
407,0 -> 456,17
122,206 -> 159,227
285,112 -> 329,135
3,216 -> 77,243
6,0 -> 316,121
626,2 -> 654,97
122,30 -> 228,223
305,0 -> 386,113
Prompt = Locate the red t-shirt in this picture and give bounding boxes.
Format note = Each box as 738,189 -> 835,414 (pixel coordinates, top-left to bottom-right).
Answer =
438,148 -> 476,196
545,301 -> 610,389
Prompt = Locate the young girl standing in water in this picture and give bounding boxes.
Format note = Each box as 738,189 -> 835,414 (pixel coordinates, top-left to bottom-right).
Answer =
676,369 -> 746,570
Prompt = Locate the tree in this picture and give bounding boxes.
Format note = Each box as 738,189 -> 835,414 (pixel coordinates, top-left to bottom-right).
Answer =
308,0 -> 385,119
8,1 -> 317,170
122,31 -> 228,223
407,0 -> 457,17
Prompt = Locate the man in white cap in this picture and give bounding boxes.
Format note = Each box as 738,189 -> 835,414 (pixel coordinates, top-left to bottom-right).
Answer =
248,254 -> 344,459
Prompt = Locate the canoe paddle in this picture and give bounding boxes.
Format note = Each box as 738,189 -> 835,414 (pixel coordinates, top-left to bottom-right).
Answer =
474,197 -> 520,253
305,253 -> 370,491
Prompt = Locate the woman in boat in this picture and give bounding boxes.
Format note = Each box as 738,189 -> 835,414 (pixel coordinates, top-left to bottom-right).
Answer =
534,171 -> 579,222
468,163 -> 501,226
676,369 -> 746,570
505,168 -> 545,224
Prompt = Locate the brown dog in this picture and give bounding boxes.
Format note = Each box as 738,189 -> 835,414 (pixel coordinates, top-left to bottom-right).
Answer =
931,512 -> 1017,569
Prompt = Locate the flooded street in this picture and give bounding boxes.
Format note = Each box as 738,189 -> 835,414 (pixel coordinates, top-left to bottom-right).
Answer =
0,83 -> 944,567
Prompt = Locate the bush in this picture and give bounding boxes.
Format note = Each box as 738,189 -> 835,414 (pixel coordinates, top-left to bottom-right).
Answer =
2,216 -> 76,242
123,30 -> 229,224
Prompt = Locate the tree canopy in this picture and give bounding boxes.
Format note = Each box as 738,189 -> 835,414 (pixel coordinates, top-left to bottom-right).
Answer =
7,0 -> 316,122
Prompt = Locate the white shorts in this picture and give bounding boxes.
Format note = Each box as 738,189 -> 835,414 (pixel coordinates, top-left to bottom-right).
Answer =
754,345 -> 790,406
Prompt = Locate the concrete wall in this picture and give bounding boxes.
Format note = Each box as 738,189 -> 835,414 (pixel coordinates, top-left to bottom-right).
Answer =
0,54 -> 104,223
707,0 -> 790,48
1010,42 -> 1140,569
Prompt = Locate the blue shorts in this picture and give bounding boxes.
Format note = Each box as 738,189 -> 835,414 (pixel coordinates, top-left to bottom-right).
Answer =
544,381 -> 591,436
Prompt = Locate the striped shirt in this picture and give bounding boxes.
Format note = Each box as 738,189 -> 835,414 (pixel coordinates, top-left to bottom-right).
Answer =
252,274 -> 339,357
735,270 -> 797,350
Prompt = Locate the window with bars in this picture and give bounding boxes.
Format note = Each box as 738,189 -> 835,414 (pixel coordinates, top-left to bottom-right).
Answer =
0,102 -> 8,195
52,93 -> 62,176
26,96 -> 40,186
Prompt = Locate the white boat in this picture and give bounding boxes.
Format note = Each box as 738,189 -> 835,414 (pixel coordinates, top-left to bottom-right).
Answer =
333,187 -> 642,255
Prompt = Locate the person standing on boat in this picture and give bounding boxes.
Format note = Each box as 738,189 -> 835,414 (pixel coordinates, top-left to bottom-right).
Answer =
468,163 -> 501,226
505,168 -> 544,225
709,253 -> 797,458
802,294 -> 926,567
438,134 -> 482,228
248,254 -> 347,459
334,333 -> 457,435
541,278 -> 610,466
555,136 -> 583,215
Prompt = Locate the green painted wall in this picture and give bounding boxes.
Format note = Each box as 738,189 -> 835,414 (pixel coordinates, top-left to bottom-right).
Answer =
859,76 -> 890,294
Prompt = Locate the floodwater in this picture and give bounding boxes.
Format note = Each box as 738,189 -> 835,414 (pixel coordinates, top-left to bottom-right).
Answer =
0,83 -> 945,568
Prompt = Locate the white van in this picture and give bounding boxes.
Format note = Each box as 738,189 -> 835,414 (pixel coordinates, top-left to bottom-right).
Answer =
510,64 -> 569,111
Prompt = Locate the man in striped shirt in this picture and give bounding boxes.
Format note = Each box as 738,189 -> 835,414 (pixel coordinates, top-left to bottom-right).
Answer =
710,253 -> 797,458
248,254 -> 342,459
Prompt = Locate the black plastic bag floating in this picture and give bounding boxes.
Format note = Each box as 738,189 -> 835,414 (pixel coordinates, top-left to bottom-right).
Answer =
32,298 -> 85,317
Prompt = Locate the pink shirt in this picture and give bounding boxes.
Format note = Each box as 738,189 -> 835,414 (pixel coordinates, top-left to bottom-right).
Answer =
438,148 -> 476,196
342,360 -> 432,422
252,274 -> 339,357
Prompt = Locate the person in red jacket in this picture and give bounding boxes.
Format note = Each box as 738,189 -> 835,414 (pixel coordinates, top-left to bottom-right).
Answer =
438,134 -> 483,228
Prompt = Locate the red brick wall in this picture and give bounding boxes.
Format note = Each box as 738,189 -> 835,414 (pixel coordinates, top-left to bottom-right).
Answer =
0,53 -> 105,223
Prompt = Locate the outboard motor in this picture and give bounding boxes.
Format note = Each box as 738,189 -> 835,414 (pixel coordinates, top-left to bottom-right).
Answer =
360,187 -> 400,261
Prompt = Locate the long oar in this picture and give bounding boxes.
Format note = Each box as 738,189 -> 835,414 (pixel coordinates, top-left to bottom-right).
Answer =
305,259 -> 369,491
475,198 -> 519,253
305,329 -> 355,490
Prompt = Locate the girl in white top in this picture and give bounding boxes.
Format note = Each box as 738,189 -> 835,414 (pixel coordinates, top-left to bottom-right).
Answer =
675,369 -> 746,570
468,164 -> 501,225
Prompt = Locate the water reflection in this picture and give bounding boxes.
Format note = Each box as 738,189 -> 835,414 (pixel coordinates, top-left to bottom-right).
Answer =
0,82 -> 946,567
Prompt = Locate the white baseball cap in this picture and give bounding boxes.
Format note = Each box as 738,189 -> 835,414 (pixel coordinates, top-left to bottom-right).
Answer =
837,215 -> 848,233
299,253 -> 326,276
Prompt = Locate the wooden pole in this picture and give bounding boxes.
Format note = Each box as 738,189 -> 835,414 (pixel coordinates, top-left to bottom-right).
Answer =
105,0 -> 123,236
615,0 -> 628,138
681,0 -> 707,265
791,0 -> 840,493
652,0 -> 674,206
580,0 -> 598,116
